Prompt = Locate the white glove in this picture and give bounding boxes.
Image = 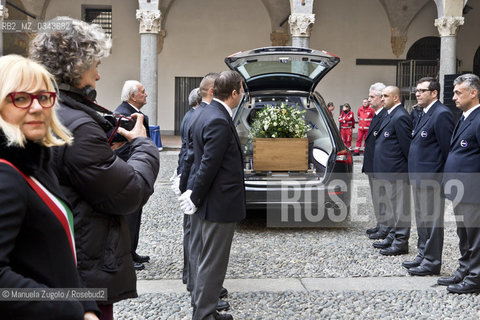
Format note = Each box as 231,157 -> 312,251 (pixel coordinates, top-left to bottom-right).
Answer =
171,175 -> 181,196
170,169 -> 180,181
179,190 -> 197,215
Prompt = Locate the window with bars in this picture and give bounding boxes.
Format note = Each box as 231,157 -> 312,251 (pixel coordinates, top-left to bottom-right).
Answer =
83,7 -> 112,37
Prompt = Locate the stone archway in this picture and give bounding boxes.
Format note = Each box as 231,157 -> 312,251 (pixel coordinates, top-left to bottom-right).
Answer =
406,36 -> 440,60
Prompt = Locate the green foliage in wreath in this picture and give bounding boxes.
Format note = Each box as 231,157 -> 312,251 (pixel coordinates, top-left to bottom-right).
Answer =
249,103 -> 310,139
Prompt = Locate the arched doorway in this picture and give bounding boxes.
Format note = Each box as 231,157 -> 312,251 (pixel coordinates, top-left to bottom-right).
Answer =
407,36 -> 440,60
397,37 -> 441,108
474,46 -> 480,77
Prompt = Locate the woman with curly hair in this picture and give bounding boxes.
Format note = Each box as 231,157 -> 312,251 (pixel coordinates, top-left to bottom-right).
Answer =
30,17 -> 159,320
0,54 -> 100,320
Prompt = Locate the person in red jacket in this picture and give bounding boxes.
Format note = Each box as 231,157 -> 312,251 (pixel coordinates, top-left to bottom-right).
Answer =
339,103 -> 355,149
354,99 -> 375,155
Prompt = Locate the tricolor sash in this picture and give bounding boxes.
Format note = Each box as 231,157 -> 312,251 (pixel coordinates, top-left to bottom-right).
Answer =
0,159 -> 77,264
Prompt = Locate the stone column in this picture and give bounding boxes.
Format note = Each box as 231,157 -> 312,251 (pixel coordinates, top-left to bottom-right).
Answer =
434,16 -> 464,95
288,13 -> 315,48
136,9 -> 161,125
0,3 -> 9,56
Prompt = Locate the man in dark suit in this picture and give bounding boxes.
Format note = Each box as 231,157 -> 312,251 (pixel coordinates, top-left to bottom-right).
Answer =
114,80 -> 150,271
172,87 -> 201,290
179,70 -> 246,320
372,86 -> 412,256
174,73 -> 230,311
363,82 -> 388,239
441,74 -> 480,293
405,77 -> 454,276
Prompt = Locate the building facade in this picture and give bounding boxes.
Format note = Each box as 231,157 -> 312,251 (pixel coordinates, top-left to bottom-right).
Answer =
2,0 -> 479,135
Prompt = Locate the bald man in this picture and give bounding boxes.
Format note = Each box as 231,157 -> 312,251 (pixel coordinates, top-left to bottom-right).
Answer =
371,86 -> 412,256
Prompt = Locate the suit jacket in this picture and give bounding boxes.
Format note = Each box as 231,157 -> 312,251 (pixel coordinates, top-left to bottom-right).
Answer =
373,104 -> 412,181
177,106 -> 198,174
114,101 -> 150,160
188,100 -> 246,223
443,107 -> 480,204
115,101 -> 150,137
408,101 -> 454,186
179,101 -> 207,192
362,108 -> 387,174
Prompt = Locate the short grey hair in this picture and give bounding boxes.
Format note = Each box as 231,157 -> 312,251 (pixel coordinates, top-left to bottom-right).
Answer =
121,80 -> 141,101
369,82 -> 386,97
454,73 -> 480,99
29,16 -> 112,87
188,88 -> 201,107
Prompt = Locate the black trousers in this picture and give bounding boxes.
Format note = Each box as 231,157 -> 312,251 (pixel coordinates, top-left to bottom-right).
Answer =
453,202 -> 480,284
126,208 -> 142,255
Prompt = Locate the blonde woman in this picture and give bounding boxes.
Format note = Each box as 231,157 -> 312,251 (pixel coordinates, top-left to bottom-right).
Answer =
0,55 -> 99,320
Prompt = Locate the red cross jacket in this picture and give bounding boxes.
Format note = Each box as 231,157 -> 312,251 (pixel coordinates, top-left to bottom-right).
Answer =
339,110 -> 355,129
357,105 -> 375,130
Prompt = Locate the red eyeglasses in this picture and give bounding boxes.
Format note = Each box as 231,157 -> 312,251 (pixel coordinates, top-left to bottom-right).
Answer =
7,92 -> 56,109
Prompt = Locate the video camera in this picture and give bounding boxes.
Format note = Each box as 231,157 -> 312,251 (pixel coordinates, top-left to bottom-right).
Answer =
104,113 -> 137,143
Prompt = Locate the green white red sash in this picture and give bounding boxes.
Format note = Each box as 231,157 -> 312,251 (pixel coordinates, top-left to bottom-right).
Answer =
0,159 -> 77,264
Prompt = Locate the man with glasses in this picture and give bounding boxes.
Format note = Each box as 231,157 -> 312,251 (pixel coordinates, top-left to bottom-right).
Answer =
404,77 -> 454,276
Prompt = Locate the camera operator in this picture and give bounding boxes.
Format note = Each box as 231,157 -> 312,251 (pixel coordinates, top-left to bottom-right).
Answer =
30,17 -> 159,320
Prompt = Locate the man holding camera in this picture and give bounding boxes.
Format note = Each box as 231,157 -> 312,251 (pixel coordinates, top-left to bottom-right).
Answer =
115,80 -> 152,271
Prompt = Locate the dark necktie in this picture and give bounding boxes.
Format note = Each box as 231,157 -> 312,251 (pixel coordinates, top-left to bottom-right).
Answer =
454,115 -> 465,136
415,111 -> 424,130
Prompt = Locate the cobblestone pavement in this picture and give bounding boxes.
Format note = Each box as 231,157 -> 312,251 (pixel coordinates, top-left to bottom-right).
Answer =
113,151 -> 479,320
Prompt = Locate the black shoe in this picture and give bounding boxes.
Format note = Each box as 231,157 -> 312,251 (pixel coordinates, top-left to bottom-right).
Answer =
133,262 -> 145,271
438,274 -> 464,286
447,281 -> 480,294
373,238 -> 392,249
402,255 -> 423,269
366,226 -> 379,235
213,311 -> 233,320
369,230 -> 389,240
133,253 -> 150,263
219,287 -> 228,299
380,245 -> 408,256
216,299 -> 230,312
408,265 -> 440,276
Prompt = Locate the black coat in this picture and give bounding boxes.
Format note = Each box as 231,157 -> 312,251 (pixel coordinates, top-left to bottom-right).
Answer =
443,107 -> 480,204
176,106 -> 196,174
0,132 -> 99,319
179,102 -> 207,192
373,104 -> 412,181
187,99 -> 246,223
362,108 -> 387,174
52,92 -> 160,304
408,101 -> 454,186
